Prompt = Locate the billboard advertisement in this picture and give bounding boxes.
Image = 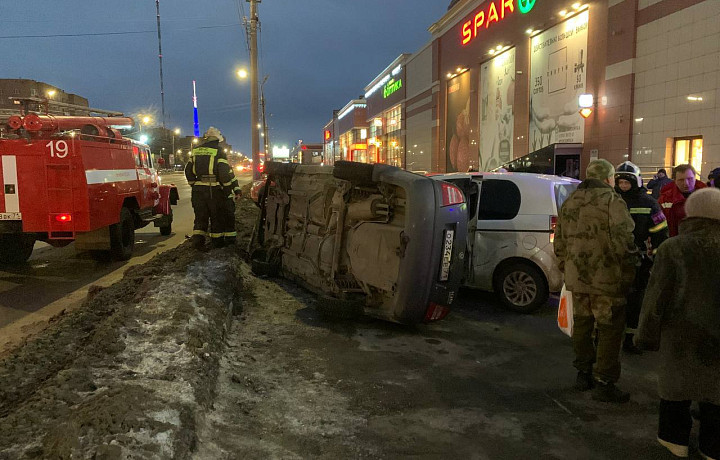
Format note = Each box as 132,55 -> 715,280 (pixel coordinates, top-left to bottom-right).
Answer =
479,47 -> 515,171
445,71 -> 473,172
529,10 -> 589,152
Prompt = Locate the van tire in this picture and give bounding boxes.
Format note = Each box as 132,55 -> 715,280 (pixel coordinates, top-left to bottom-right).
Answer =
110,207 -> 135,261
0,234 -> 35,265
494,261 -> 548,313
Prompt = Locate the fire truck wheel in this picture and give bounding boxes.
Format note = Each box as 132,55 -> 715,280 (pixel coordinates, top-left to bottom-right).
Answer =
0,234 -> 35,265
110,207 -> 135,261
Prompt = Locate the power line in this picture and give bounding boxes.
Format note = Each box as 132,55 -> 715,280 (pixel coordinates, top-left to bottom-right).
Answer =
0,23 -> 240,39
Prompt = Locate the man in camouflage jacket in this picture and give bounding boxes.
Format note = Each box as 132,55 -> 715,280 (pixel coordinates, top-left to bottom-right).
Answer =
554,159 -> 639,403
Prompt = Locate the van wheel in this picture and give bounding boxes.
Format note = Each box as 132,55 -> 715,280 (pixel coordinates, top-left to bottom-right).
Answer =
494,261 -> 548,313
110,207 -> 135,261
0,234 -> 35,265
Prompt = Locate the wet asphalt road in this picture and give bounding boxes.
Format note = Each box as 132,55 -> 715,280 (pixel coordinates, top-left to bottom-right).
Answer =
0,171 -> 252,335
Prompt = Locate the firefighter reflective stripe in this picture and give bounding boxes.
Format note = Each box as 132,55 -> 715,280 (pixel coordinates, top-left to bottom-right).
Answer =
192,181 -> 219,186
223,231 -> 237,237
629,207 -> 651,214
192,147 -> 218,176
209,232 -> 223,238
192,229 -> 208,236
222,180 -> 234,186
217,158 -> 229,165
2,156 -> 19,212
650,220 -> 668,233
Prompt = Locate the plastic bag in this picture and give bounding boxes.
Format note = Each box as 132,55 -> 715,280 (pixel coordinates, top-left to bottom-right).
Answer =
557,284 -> 573,337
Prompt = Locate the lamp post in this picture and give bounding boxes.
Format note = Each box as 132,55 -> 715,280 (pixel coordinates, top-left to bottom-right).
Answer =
171,128 -> 180,169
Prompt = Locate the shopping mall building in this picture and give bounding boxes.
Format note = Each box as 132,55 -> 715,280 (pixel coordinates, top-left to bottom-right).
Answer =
324,0 -> 720,180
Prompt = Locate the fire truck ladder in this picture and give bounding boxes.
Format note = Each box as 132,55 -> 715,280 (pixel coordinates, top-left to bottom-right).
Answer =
9,97 -> 125,118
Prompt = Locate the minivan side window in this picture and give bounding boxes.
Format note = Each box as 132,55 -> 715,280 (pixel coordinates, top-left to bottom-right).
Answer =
478,179 -> 521,220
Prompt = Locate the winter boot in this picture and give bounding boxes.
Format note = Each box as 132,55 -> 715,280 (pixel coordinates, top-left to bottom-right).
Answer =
211,238 -> 225,249
623,334 -> 643,355
190,234 -> 206,250
592,381 -> 630,403
575,371 -> 594,391
224,237 -> 237,248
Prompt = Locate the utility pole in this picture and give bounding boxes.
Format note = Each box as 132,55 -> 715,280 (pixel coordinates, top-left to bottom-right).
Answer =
155,0 -> 166,129
261,75 -> 269,159
249,0 -> 261,180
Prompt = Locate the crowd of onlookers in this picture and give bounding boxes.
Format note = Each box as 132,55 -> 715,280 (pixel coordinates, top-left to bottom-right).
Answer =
554,160 -> 720,459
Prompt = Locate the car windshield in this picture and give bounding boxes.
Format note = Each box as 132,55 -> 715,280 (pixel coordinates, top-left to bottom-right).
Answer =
554,183 -> 577,212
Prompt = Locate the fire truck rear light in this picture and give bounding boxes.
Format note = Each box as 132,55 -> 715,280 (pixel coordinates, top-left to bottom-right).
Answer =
55,213 -> 72,222
424,302 -> 450,322
440,182 -> 465,207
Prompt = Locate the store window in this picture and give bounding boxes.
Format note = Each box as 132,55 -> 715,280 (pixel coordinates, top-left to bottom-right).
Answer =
673,137 -> 703,174
386,105 -> 402,132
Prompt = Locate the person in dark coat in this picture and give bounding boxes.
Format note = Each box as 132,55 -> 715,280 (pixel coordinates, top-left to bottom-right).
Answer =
647,168 -> 673,199
614,161 -> 669,354
708,167 -> 720,188
637,187 -> 720,459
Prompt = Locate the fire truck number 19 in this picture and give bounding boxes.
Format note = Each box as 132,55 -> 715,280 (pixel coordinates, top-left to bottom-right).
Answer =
46,140 -> 69,158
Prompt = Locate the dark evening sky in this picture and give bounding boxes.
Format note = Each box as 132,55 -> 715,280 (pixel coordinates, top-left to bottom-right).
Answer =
1,1 -> 450,157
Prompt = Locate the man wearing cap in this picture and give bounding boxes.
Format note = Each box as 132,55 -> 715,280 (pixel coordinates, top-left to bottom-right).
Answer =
555,159 -> 639,403
648,168 -> 673,199
184,127 -> 241,250
613,161 -> 668,354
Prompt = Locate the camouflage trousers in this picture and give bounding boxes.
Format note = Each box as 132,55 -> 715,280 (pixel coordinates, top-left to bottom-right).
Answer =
572,294 -> 627,383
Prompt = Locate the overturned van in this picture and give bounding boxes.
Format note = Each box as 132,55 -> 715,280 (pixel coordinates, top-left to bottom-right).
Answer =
250,161 -> 468,324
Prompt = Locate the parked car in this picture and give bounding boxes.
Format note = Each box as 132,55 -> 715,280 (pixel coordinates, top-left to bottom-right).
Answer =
429,172 -> 580,313
250,161 -> 468,324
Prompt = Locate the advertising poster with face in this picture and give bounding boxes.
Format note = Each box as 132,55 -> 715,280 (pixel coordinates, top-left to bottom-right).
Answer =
480,48 -> 515,171
529,11 -> 589,152
446,71 -> 473,172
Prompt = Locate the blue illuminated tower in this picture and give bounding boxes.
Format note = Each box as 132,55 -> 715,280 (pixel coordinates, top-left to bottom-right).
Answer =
192,80 -> 200,137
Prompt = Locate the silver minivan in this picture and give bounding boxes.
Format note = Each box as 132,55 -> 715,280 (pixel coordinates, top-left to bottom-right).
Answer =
430,172 -> 579,313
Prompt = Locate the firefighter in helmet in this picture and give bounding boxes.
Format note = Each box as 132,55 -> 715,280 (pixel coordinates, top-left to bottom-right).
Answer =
613,161 -> 669,353
184,127 -> 241,249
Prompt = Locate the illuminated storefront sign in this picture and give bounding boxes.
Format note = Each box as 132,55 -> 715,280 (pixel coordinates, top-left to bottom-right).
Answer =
383,78 -> 403,99
461,0 -> 537,46
365,65 -> 403,98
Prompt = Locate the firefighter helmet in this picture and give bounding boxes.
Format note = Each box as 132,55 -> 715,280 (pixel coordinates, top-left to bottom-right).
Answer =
615,161 -> 642,188
204,126 -> 224,143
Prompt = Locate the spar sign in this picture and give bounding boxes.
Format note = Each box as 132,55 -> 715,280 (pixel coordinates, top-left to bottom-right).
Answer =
461,0 -> 537,46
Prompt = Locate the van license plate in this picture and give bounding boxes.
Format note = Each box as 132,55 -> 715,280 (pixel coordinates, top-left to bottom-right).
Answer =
0,212 -> 22,220
439,229 -> 454,281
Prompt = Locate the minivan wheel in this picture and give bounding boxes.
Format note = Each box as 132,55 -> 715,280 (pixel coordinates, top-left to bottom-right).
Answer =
494,262 -> 548,313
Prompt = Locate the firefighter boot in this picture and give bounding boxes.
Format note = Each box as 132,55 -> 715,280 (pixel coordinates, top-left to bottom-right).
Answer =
211,238 -> 225,249
224,236 -> 237,248
190,234 -> 206,251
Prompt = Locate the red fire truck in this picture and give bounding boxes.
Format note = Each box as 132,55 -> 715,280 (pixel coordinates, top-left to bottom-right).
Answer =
0,100 -> 178,264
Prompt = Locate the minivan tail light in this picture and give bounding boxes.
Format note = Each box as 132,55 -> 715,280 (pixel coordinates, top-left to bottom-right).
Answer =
440,182 -> 465,207
550,216 -> 557,243
424,302 -> 450,322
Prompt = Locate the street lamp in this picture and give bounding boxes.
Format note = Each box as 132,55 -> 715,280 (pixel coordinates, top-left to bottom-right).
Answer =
237,69 -> 248,79
47,90 -> 56,98
170,128 -> 181,169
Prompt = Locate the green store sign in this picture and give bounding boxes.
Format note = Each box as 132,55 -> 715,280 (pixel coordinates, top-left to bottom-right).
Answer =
383,78 -> 403,99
